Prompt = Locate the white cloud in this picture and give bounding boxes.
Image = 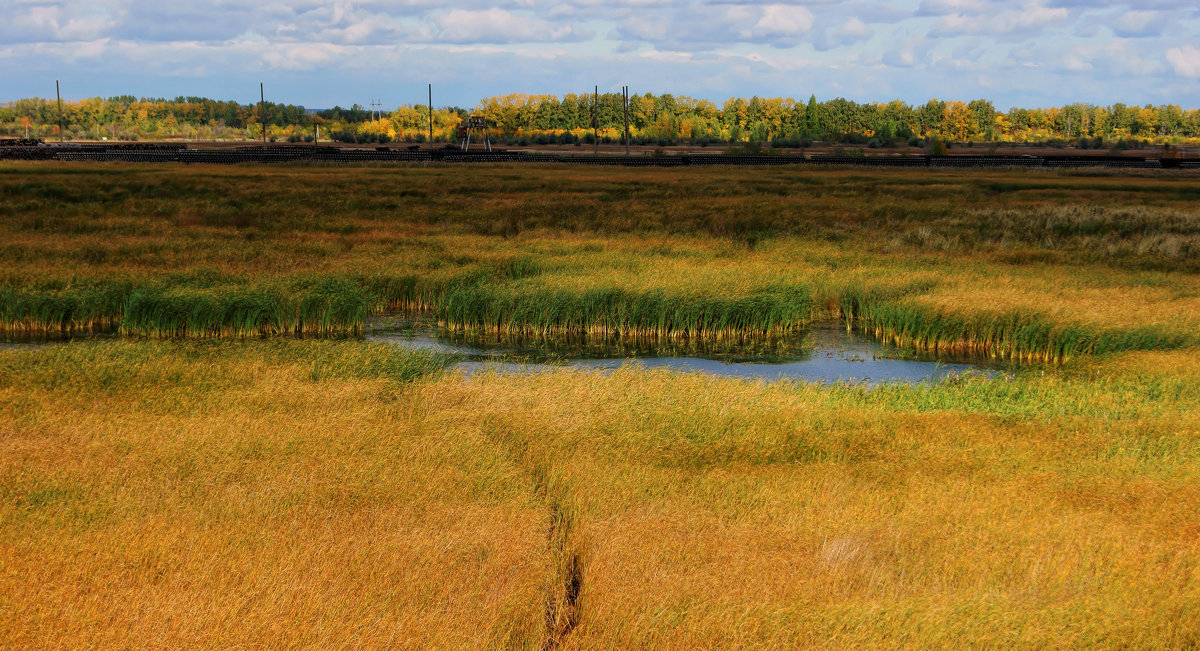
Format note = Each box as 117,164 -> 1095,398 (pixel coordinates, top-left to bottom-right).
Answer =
812,16 -> 871,51
613,2 -> 817,49
752,5 -> 814,37
1112,10 -> 1166,37
916,0 -> 990,16
883,37 -> 929,67
1166,45 -> 1200,77
1006,39 -> 1164,78
838,17 -> 871,39
928,3 -> 1070,37
0,1 -> 117,43
261,43 -> 349,71
435,8 -> 591,43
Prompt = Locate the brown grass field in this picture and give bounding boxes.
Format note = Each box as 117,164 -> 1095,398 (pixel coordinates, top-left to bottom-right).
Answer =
2,162 -> 1199,647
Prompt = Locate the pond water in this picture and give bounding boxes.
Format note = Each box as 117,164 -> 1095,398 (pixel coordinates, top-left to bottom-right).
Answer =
366,318 -> 1008,385
2,319 -> 1011,385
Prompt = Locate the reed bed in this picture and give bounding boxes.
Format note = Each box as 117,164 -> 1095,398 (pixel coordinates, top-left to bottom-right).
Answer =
1,277 -> 370,338
834,285 -> 1188,362
0,283 -> 128,336
435,283 -> 816,339
118,279 -> 369,338
3,162 -> 1199,354
3,271 -> 1187,362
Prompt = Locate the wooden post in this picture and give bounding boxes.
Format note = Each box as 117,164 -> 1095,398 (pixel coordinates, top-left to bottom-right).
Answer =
428,83 -> 434,144
56,80 -> 64,143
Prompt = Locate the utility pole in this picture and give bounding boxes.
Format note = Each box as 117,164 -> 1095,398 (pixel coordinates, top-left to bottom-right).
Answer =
428,84 -> 434,144
623,85 -> 630,155
56,80 -> 64,143
260,83 -> 266,144
593,85 -> 599,156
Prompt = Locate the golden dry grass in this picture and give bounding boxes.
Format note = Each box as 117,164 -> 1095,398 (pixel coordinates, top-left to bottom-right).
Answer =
0,342 -> 549,647
418,362 -> 1200,647
5,341 -> 1198,646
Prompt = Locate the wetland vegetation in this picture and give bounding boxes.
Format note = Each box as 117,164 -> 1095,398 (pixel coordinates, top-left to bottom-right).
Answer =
2,162 -> 1199,646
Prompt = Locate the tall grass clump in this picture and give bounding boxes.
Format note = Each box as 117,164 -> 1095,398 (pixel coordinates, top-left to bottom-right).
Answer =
119,277 -> 370,337
360,274 -> 428,312
358,256 -> 546,314
0,283 -> 131,336
835,284 -> 1188,362
1,276 -> 371,338
437,283 -> 816,338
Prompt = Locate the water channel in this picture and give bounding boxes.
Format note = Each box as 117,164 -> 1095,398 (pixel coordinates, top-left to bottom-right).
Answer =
1,319 -> 1011,385
366,317 -> 1009,385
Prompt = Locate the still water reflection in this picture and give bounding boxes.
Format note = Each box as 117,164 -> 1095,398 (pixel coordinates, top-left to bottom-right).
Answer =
367,319 -> 1007,385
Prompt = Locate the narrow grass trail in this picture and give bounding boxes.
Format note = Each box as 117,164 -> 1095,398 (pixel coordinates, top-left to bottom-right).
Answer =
406,345 -> 1200,646
480,416 -> 587,648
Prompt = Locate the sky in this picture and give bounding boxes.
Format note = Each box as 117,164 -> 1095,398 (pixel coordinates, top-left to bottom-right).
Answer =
3,0 -> 1199,111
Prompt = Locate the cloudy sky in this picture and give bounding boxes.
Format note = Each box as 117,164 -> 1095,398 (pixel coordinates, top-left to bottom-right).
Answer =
3,0 -> 1198,110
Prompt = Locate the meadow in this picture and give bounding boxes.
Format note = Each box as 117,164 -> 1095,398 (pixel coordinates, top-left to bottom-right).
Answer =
2,162 -> 1199,646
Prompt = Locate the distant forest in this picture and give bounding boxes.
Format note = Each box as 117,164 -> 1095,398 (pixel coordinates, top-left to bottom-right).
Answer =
3,92 -> 1199,148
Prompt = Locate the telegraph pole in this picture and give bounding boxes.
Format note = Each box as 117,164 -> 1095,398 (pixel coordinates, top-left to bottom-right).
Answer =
56,80 -> 64,143
623,85 -> 631,155
593,85 -> 599,156
428,84 -> 434,144
260,83 -> 266,144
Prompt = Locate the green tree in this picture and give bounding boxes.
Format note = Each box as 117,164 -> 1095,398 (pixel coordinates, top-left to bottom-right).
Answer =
967,99 -> 996,141
806,94 -> 820,134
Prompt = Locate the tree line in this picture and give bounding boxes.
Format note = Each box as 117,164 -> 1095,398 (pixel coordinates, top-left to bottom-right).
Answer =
3,92 -> 1198,147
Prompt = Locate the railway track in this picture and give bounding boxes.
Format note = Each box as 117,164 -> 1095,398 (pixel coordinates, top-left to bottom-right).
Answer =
1,143 -> 1197,169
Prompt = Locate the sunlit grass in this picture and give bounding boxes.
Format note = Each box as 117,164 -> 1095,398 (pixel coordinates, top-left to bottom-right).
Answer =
2,162 -> 1200,645
0,341 -> 547,647
3,341 -> 1197,645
